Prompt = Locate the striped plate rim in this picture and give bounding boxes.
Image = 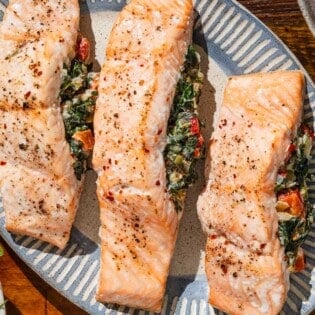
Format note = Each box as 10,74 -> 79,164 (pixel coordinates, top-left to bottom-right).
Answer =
0,0 -> 314,314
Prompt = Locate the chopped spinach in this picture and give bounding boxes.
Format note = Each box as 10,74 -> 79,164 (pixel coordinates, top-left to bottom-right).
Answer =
276,131 -> 312,193
165,46 -> 204,212
62,97 -> 95,139
60,59 -> 98,180
276,127 -> 314,270
168,46 -> 203,125
278,203 -> 313,248
60,60 -> 88,100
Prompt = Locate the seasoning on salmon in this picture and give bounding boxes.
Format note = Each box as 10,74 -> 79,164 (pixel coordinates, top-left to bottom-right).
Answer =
0,0 -> 96,249
92,0 -> 203,311
197,71 -> 306,315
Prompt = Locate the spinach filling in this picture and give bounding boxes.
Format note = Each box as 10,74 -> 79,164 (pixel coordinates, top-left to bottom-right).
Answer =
60,59 -> 98,180
275,126 -> 314,270
165,46 -> 204,212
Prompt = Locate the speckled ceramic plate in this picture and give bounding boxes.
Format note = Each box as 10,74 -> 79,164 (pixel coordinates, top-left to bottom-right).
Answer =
0,0 -> 315,314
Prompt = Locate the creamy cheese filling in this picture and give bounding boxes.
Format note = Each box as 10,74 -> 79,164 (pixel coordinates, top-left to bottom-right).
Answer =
60,38 -> 99,180
276,126 -> 314,271
165,46 -> 204,212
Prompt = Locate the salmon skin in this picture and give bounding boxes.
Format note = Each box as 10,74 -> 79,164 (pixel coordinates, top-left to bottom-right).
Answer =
92,0 -> 193,311
197,71 -> 305,315
0,0 -> 82,249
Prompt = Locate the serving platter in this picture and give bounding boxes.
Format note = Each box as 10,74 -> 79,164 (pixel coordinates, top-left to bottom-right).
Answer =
0,0 -> 315,314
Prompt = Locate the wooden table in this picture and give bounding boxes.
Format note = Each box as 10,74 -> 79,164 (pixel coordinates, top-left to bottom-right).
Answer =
0,1 -> 314,314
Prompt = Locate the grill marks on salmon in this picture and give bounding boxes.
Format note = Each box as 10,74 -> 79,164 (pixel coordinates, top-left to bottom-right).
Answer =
0,0 -> 81,249
0,0 -> 78,110
197,71 -> 305,315
92,0 -> 193,311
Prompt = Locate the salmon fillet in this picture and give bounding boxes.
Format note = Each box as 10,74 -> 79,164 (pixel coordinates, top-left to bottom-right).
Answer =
92,0 -> 193,311
0,0 -> 81,249
197,71 -> 305,315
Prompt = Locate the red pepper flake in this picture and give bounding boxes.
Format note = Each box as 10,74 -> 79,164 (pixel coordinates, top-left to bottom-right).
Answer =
220,264 -> 228,274
221,119 -> 227,126
106,195 -> 114,202
0,161 -> 6,166
24,91 -> 31,99
155,180 -> 160,186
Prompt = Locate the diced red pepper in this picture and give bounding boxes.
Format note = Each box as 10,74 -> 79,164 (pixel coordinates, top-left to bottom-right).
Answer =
77,37 -> 90,62
190,117 -> 200,135
197,134 -> 204,147
293,248 -> 306,272
194,148 -> 201,158
72,129 -> 94,152
278,189 -> 305,218
301,124 -> 315,139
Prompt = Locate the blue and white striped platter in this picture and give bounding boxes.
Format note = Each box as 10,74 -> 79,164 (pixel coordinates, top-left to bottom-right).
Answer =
0,0 -> 315,314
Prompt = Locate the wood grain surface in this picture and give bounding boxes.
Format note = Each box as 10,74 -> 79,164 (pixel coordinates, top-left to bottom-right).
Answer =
0,1 -> 314,314
240,0 -> 315,80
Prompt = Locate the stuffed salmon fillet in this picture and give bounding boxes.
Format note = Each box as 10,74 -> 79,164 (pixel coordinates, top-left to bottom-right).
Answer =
92,0 -> 203,311
197,71 -> 308,314
0,0 -> 97,249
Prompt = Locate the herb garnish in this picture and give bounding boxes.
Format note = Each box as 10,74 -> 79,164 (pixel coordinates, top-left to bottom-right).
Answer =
165,46 -> 204,211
